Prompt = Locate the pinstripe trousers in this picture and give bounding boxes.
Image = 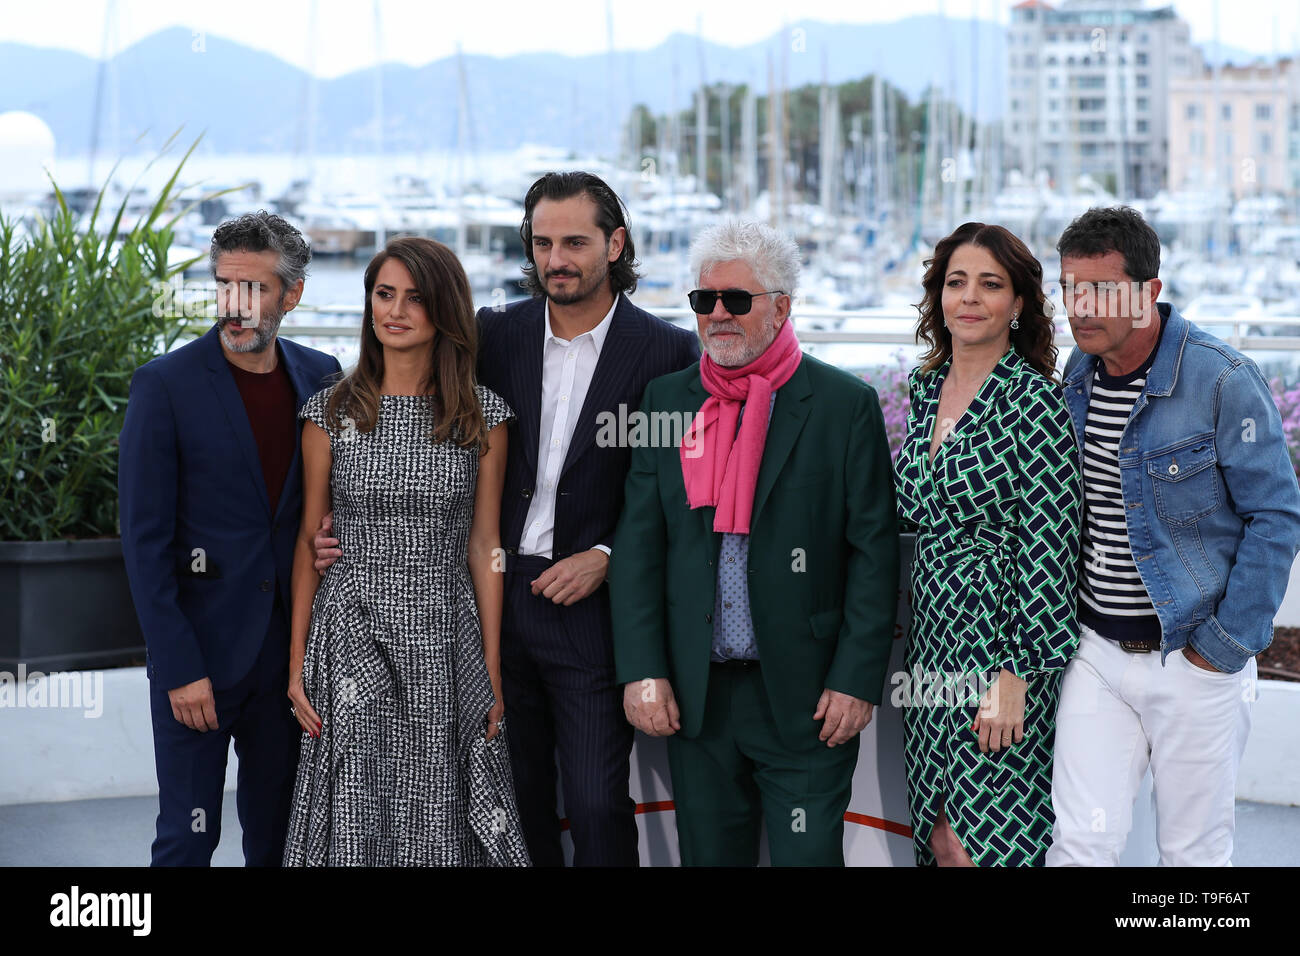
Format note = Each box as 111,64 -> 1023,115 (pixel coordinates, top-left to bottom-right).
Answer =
500,554 -> 639,866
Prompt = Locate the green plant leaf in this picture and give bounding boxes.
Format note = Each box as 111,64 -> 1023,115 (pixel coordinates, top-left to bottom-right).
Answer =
3,139 -> 203,541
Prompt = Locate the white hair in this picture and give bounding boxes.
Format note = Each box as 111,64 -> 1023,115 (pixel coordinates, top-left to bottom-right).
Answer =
688,220 -> 801,298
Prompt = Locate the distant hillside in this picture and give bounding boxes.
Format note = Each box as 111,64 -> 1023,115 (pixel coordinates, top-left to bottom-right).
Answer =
0,18 -> 1259,156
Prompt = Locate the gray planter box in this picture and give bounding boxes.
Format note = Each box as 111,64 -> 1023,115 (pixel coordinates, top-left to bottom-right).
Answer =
0,538 -> 145,671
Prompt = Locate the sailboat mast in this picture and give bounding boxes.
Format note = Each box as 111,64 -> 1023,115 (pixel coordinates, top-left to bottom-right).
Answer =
1211,0 -> 1224,259
302,0 -> 319,186
870,74 -> 886,228
720,83 -> 733,211
456,45 -> 470,259
606,0 -> 618,160
1112,0 -> 1129,201
87,0 -> 120,189
372,0 -> 386,250
696,16 -> 708,196
767,50 -> 778,225
742,83 -> 757,213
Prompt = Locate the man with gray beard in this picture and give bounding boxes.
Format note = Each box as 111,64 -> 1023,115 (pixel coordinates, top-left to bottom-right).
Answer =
609,220 -> 899,865
119,210 -> 342,865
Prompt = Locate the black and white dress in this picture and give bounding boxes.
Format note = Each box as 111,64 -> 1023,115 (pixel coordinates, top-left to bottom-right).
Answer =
282,383 -> 530,866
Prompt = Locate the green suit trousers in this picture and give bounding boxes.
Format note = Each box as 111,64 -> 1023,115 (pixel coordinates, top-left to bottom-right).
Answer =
666,662 -> 859,866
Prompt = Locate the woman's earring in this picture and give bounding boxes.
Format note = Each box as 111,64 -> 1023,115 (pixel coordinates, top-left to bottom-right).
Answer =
1010,311 -> 1020,331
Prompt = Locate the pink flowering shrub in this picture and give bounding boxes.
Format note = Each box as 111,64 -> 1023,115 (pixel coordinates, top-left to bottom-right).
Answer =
863,351 -> 912,462
1269,377 -> 1300,476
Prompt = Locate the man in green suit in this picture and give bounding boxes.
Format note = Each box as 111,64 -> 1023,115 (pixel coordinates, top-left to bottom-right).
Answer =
609,221 -> 899,865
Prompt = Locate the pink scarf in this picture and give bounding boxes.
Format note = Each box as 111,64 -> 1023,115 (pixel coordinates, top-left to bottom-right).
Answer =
680,318 -> 802,534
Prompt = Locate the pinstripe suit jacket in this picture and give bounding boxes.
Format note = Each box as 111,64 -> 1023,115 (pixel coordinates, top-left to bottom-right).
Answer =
476,293 -> 701,561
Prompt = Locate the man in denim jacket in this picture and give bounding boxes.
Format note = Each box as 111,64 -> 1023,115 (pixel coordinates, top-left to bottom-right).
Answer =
1045,206 -> 1300,866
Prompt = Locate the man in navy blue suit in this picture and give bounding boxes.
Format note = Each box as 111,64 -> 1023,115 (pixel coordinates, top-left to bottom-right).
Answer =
312,173 -> 699,864
119,211 -> 342,866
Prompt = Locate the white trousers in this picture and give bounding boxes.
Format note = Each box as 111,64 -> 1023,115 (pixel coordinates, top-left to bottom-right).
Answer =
1046,625 -> 1255,867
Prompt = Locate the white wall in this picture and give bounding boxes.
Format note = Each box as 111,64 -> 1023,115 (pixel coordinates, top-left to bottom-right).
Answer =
1273,553 -> 1300,629
4,655 -> 1297,865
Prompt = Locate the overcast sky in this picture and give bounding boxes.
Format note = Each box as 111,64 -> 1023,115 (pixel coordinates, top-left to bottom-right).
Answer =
3,0 -> 1298,77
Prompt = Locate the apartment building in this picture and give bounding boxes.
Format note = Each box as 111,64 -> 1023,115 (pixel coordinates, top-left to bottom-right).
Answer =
1168,58 -> 1299,199
1005,0 -> 1199,198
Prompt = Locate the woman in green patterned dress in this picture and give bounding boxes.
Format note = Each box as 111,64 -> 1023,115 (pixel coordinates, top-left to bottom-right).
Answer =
894,222 -> 1081,866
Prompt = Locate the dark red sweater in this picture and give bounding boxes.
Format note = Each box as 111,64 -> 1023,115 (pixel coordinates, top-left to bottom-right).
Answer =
226,344 -> 297,517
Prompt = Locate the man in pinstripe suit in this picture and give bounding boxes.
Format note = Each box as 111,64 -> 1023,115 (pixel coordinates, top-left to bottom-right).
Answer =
313,172 -> 698,865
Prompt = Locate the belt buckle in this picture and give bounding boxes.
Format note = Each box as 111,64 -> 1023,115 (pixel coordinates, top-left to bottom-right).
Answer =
1118,639 -> 1153,653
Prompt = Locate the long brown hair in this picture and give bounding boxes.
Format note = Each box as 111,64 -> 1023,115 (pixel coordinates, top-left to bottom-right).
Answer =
916,222 -> 1057,379
324,237 -> 487,449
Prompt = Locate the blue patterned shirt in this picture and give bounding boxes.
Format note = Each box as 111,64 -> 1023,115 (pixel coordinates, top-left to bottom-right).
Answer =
710,394 -> 776,662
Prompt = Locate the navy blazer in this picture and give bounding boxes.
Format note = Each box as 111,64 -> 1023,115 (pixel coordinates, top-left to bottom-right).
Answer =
477,294 -> 700,561
118,325 -> 343,691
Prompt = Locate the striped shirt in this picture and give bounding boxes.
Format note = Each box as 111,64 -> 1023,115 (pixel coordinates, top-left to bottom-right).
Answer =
1078,322 -> 1166,642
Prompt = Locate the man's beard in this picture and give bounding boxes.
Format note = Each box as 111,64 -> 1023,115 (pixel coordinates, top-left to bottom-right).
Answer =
219,297 -> 286,353
703,319 -> 777,368
543,256 -> 610,306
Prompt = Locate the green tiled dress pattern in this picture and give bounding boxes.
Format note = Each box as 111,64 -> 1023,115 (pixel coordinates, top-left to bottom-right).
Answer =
893,349 -> 1081,866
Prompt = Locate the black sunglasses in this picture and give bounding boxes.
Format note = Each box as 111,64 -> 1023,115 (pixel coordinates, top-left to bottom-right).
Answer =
687,289 -> 784,315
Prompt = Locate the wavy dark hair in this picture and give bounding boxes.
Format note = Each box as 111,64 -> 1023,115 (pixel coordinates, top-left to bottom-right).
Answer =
916,222 -> 1057,380
324,237 -> 487,450
518,171 -> 639,296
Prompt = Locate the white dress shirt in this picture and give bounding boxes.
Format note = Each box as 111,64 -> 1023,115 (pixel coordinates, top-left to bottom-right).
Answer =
518,296 -> 620,558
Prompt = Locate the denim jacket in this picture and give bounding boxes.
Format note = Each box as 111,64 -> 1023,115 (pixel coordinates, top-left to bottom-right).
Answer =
1063,301 -> 1300,673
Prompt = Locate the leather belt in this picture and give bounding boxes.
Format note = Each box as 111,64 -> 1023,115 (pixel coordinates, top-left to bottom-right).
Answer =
1117,637 -> 1161,653
711,659 -> 760,670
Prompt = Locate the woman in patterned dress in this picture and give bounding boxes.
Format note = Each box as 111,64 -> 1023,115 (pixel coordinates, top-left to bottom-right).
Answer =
282,236 -> 529,865
894,222 -> 1081,866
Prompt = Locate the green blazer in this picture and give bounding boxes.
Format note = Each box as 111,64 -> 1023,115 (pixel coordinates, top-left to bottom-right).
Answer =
609,351 -> 900,750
